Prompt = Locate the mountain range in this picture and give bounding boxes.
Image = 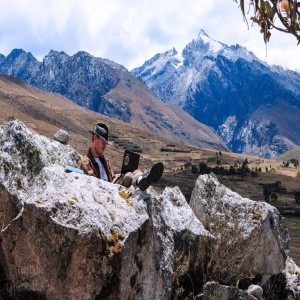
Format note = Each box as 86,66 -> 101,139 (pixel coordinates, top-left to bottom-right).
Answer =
1,30 -> 300,158
0,48 -> 227,151
132,30 -> 300,158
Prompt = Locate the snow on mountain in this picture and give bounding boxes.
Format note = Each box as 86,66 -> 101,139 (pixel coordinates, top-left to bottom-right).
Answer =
132,30 -> 300,158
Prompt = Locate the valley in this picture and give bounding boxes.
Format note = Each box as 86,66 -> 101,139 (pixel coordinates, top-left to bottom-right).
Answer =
0,73 -> 299,267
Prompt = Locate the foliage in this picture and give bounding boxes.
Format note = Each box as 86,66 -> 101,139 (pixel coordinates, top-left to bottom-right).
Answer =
160,148 -> 191,153
194,160 -> 251,178
215,151 -> 222,165
192,165 -> 199,174
282,159 -> 299,168
282,160 -> 290,167
110,135 -> 142,153
291,158 -> 300,167
234,0 -> 300,44
185,161 -> 193,169
262,181 -> 282,202
206,157 -> 218,164
199,161 -> 210,175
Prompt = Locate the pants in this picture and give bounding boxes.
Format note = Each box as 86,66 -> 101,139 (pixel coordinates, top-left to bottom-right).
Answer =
114,169 -> 143,188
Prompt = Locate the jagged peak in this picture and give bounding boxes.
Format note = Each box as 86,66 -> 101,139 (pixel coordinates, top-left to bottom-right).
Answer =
196,30 -> 226,53
7,48 -> 27,59
197,29 -> 209,39
46,50 -> 69,59
73,50 -> 92,58
169,47 -> 178,56
141,48 -> 179,67
5,49 -> 38,64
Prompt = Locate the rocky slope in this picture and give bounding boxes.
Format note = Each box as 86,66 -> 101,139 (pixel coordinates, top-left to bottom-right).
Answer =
0,50 -> 228,151
0,74 -> 230,175
132,30 -> 300,158
0,120 -> 299,299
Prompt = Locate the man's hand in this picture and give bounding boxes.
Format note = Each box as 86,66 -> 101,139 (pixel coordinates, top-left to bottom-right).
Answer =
79,156 -> 94,176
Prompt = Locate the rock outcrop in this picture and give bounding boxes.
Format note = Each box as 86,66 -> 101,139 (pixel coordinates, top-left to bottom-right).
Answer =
0,120 -> 210,299
0,120 -> 299,299
189,173 -> 289,284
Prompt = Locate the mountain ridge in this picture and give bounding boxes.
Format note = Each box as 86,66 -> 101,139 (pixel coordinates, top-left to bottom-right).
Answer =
132,31 -> 300,158
0,49 -> 228,152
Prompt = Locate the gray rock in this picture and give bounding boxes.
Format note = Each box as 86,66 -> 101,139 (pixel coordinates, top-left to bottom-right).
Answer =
246,284 -> 263,300
200,281 -> 256,300
283,257 -> 300,299
0,120 -> 81,201
189,173 -> 289,284
53,129 -> 69,144
0,120 -> 210,299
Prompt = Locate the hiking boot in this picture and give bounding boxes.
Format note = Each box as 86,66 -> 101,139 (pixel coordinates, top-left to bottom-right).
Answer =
138,162 -> 164,191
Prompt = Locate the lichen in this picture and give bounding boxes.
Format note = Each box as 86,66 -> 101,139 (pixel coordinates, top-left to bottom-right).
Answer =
119,190 -> 132,201
106,228 -> 126,253
109,213 -> 115,222
35,199 -> 45,204
71,196 -> 79,202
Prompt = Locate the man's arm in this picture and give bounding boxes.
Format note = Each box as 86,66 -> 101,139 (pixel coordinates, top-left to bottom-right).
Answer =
79,156 -> 95,176
105,158 -> 116,182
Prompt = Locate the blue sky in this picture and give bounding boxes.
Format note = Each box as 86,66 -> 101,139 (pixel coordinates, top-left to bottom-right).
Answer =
0,0 -> 299,71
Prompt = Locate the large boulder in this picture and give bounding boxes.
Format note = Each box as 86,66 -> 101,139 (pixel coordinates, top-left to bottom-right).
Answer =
0,120 -> 210,299
189,173 -> 289,285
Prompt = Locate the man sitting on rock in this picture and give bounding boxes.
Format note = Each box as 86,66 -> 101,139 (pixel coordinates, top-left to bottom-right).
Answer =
79,122 -> 164,191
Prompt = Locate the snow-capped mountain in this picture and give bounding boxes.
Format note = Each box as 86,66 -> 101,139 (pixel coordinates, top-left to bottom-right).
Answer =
132,30 -> 300,158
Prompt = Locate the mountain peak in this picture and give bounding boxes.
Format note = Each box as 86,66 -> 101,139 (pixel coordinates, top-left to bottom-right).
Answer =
7,48 -> 27,59
196,30 -> 225,53
46,50 -> 69,58
197,29 -> 209,39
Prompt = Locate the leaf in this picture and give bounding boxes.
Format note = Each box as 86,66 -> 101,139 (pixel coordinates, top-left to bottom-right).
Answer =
250,16 -> 260,24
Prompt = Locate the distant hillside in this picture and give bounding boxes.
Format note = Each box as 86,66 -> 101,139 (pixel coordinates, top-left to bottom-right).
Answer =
277,147 -> 300,162
0,74 -> 230,175
0,49 -> 228,152
132,30 -> 300,159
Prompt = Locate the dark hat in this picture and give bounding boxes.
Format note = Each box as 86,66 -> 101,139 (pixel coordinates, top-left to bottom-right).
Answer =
89,123 -> 109,143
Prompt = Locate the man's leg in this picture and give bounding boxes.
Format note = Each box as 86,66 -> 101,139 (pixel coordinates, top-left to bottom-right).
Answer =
115,164 -> 164,191
138,163 -> 164,191
115,170 -> 143,188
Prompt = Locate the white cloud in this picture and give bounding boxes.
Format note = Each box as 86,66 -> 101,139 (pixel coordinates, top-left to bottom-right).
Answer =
0,0 -> 299,71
